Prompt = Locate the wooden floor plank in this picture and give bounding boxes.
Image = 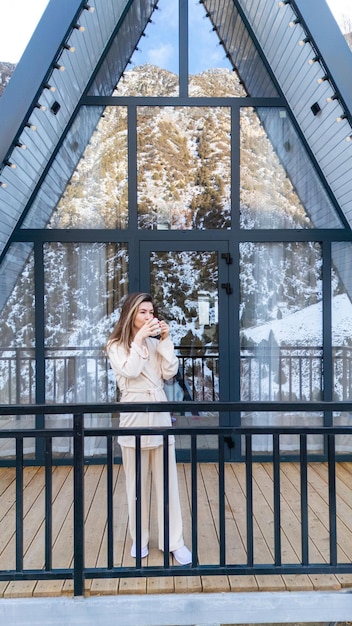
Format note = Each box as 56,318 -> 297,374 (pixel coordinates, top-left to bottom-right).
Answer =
84,465 -> 107,571
280,462 -> 341,590
3,580 -> 38,599
32,467 -> 74,597
197,464 -> 230,592
117,466 -> 147,595
0,467 -> 44,562
312,462 -> 352,559
234,463 -> 286,592
90,464 -> 121,596
224,464 -> 259,592
145,479 -> 174,594
0,463 -> 351,597
268,464 -> 313,591
0,467 -> 16,499
174,463 -> 202,594
0,467 -> 46,571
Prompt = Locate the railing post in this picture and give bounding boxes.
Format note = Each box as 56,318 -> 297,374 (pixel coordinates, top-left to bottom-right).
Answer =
163,434 -> 170,566
73,412 -> 85,596
245,434 -> 253,567
107,435 -> 114,570
273,433 -> 281,566
44,436 -> 53,571
300,434 -> 309,565
328,433 -> 337,565
135,435 -> 142,568
15,438 -> 24,572
15,349 -> 21,405
219,433 -> 226,566
191,433 -> 198,566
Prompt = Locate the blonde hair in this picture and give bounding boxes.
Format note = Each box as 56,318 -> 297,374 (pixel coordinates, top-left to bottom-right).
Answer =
106,292 -> 154,352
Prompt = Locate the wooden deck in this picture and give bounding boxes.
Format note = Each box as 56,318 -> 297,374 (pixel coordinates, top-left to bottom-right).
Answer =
1,462 -> 352,598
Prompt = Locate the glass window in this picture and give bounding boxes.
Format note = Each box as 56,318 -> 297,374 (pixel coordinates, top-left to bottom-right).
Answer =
22,107 -> 128,230
332,242 -> 352,453
43,242 -> 128,458
0,243 -> 35,457
137,106 -> 231,229
49,108 -> 128,229
239,241 -> 323,453
188,0 -> 238,88
0,243 -> 35,405
126,0 -> 179,94
332,242 -> 352,402
240,412 -> 324,456
44,242 -> 128,403
149,250 -> 220,452
240,107 -> 343,229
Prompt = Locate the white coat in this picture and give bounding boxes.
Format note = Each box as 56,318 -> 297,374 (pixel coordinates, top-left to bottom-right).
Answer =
107,336 -> 179,448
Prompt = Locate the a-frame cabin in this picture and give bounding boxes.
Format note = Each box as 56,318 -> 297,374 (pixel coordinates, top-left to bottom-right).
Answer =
1,0 -> 352,623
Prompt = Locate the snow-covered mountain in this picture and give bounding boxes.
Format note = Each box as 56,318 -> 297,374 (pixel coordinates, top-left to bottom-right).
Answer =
244,293 -> 352,347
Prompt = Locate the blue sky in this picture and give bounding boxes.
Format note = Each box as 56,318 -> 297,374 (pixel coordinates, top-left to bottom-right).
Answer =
132,0 -> 231,74
0,0 -> 351,66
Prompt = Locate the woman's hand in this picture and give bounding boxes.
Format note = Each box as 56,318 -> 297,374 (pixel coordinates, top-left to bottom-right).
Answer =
134,318 -> 161,345
158,320 -> 170,340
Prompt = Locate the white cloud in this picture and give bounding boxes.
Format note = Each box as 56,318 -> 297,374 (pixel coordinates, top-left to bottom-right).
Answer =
145,42 -> 175,69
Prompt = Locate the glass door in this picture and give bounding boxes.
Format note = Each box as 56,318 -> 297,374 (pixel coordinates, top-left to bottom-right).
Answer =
140,241 -> 232,460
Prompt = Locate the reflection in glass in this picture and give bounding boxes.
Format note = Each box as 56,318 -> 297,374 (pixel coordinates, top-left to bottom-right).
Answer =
44,242 -> 128,456
0,244 -> 36,456
188,0 -> 238,81
22,106 -> 106,230
240,108 -> 342,229
0,244 -> 35,405
332,242 -> 352,402
149,250 -> 219,451
0,416 -> 36,461
333,413 -> 352,453
49,108 -> 128,229
240,412 -> 324,456
138,107 -> 231,230
332,243 -> 352,452
127,0 -> 179,89
114,65 -> 178,98
240,242 -> 323,452
189,67 -> 246,98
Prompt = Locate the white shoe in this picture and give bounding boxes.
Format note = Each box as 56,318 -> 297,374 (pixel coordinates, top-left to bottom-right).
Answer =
131,543 -> 149,558
172,545 -> 192,565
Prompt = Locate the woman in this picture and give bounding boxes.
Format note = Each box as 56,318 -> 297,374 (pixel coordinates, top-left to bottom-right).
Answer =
106,292 -> 192,565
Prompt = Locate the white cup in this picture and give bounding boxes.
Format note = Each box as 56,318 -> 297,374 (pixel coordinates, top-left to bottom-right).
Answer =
150,318 -> 161,336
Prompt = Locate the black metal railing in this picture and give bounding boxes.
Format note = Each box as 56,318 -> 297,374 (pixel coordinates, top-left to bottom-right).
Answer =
0,346 -> 219,405
240,345 -> 324,401
1,345 -> 352,406
0,401 -> 352,596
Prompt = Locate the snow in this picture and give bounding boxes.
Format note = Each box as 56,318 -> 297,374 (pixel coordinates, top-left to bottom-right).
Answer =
243,294 -> 352,347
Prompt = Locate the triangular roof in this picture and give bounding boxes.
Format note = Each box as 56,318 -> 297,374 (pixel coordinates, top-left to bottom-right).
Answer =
0,0 -> 352,305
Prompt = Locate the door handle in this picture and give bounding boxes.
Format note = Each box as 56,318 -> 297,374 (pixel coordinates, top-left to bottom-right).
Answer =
221,252 -> 233,265
221,282 -> 233,295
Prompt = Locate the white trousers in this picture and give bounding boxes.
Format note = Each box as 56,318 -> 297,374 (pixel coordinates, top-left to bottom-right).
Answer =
121,443 -> 184,552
